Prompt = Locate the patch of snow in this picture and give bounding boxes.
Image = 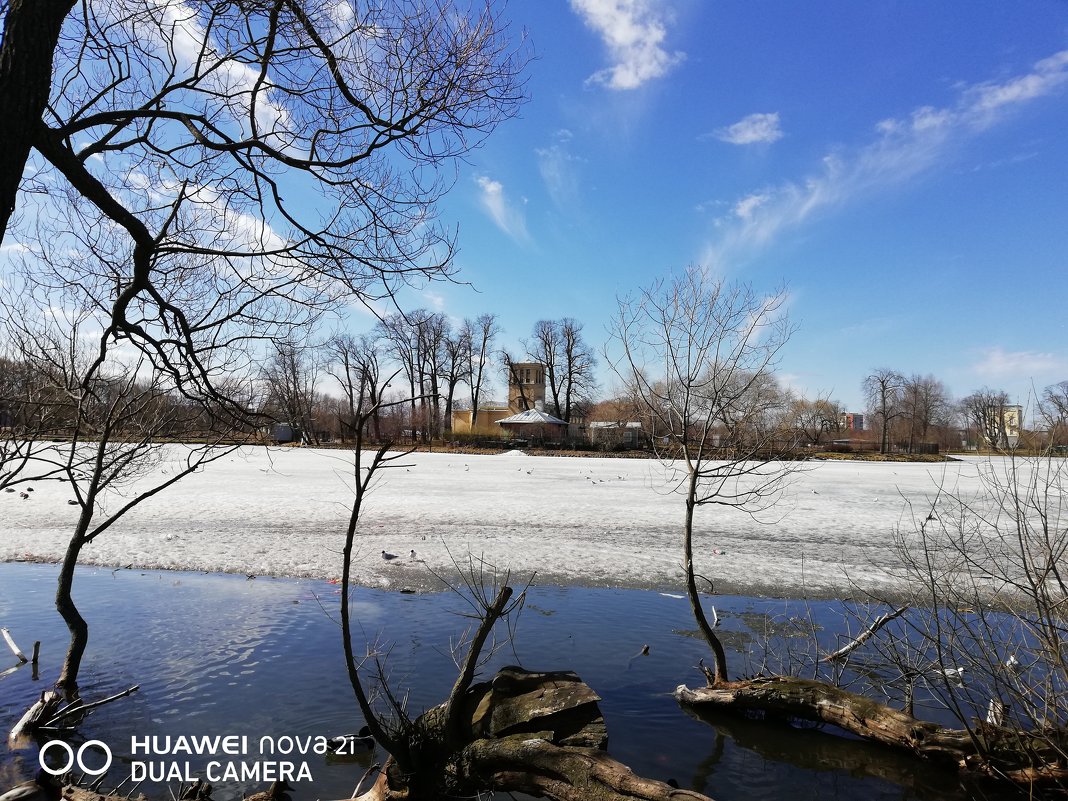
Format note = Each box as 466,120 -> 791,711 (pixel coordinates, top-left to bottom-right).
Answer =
0,446 -> 1019,598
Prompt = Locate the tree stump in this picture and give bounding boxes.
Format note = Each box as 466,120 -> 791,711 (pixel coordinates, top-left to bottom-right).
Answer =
354,666 -> 713,801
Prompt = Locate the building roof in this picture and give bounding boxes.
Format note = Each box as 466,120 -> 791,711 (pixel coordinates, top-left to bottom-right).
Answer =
496,409 -> 568,426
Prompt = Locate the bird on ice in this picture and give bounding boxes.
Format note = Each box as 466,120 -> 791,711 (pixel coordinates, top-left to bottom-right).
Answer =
409,550 -> 417,560
381,550 -> 398,561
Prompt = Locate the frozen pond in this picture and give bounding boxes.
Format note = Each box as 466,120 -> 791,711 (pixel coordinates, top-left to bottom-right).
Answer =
0,447 -> 1009,598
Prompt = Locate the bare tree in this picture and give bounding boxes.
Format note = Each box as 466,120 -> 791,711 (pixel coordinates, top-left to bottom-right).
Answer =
439,323 -> 468,435
329,332 -> 388,442
526,317 -> 596,422
1,287 -> 246,696
1040,380 -> 1068,448
900,374 -> 950,454
867,455 -> 1068,789
415,312 -> 448,439
261,340 -> 324,444
673,451 -> 1068,795
1,0 -> 527,416
335,360 -> 707,801
788,395 -> 843,447
462,313 -> 499,429
559,317 -> 598,422
0,0 -> 528,719
378,309 -> 451,441
961,387 -> 1013,451
863,368 -> 905,454
610,267 -> 797,684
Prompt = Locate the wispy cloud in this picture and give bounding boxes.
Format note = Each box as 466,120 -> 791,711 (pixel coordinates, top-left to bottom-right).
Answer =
703,49 -> 1068,267
476,175 -> 529,242
710,112 -> 783,146
971,347 -> 1067,381
570,0 -> 685,90
536,130 -> 583,207
732,192 -> 770,221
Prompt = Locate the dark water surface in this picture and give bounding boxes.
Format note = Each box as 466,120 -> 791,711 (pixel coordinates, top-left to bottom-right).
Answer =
0,563 -> 961,800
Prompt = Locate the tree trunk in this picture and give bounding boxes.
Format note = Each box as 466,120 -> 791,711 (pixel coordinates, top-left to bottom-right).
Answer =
55,531 -> 89,695
0,0 -> 77,243
684,481 -> 728,684
676,676 -> 1068,784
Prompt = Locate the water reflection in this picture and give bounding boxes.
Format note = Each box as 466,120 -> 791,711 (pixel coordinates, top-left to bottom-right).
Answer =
682,708 -> 963,800
1,564 -> 968,800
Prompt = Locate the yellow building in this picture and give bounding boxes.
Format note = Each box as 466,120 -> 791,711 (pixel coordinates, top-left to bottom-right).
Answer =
450,405 -> 512,435
451,362 -> 549,436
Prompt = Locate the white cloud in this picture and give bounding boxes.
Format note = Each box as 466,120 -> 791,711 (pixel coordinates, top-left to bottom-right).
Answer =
422,290 -> 446,311
966,50 -> 1068,119
570,0 -> 685,90
732,192 -> 769,221
476,175 -> 529,242
971,347 -> 1067,380
703,49 -> 1068,268
712,112 -> 783,146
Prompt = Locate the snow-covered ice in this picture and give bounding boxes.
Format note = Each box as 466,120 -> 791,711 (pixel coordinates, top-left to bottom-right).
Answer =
0,446 -> 1004,597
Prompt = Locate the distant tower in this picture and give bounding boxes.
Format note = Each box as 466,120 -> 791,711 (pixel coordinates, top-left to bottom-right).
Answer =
507,362 -> 546,413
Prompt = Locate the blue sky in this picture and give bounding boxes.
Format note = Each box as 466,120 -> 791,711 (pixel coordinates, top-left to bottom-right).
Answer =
381,0 -> 1068,414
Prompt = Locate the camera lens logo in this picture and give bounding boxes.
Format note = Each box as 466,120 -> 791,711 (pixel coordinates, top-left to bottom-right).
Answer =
39,740 -> 112,776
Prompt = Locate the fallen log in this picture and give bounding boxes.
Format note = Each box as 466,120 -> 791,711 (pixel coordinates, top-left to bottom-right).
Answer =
676,676 -> 1068,787
678,703 -> 962,798
677,677 -> 973,761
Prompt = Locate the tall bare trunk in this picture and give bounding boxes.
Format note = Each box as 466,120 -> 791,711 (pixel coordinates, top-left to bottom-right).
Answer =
0,0 -> 77,242
55,527 -> 89,695
684,474 -> 728,684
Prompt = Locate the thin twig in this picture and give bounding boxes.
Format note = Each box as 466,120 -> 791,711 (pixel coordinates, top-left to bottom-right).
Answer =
821,606 -> 910,663
44,684 -> 140,725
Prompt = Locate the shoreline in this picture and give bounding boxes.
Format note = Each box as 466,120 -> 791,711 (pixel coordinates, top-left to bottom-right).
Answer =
0,555 -> 912,606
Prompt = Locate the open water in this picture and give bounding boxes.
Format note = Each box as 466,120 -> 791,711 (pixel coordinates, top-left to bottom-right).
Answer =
0,563 -> 966,800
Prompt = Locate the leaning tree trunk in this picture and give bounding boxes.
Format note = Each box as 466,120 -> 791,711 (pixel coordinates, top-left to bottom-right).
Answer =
0,0 -> 77,243
55,528 -> 90,695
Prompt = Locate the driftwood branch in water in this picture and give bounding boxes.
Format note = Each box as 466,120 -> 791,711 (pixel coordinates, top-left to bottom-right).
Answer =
676,676 -> 1068,785
1,627 -> 28,663
820,605 -> 908,663
45,684 -> 140,726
